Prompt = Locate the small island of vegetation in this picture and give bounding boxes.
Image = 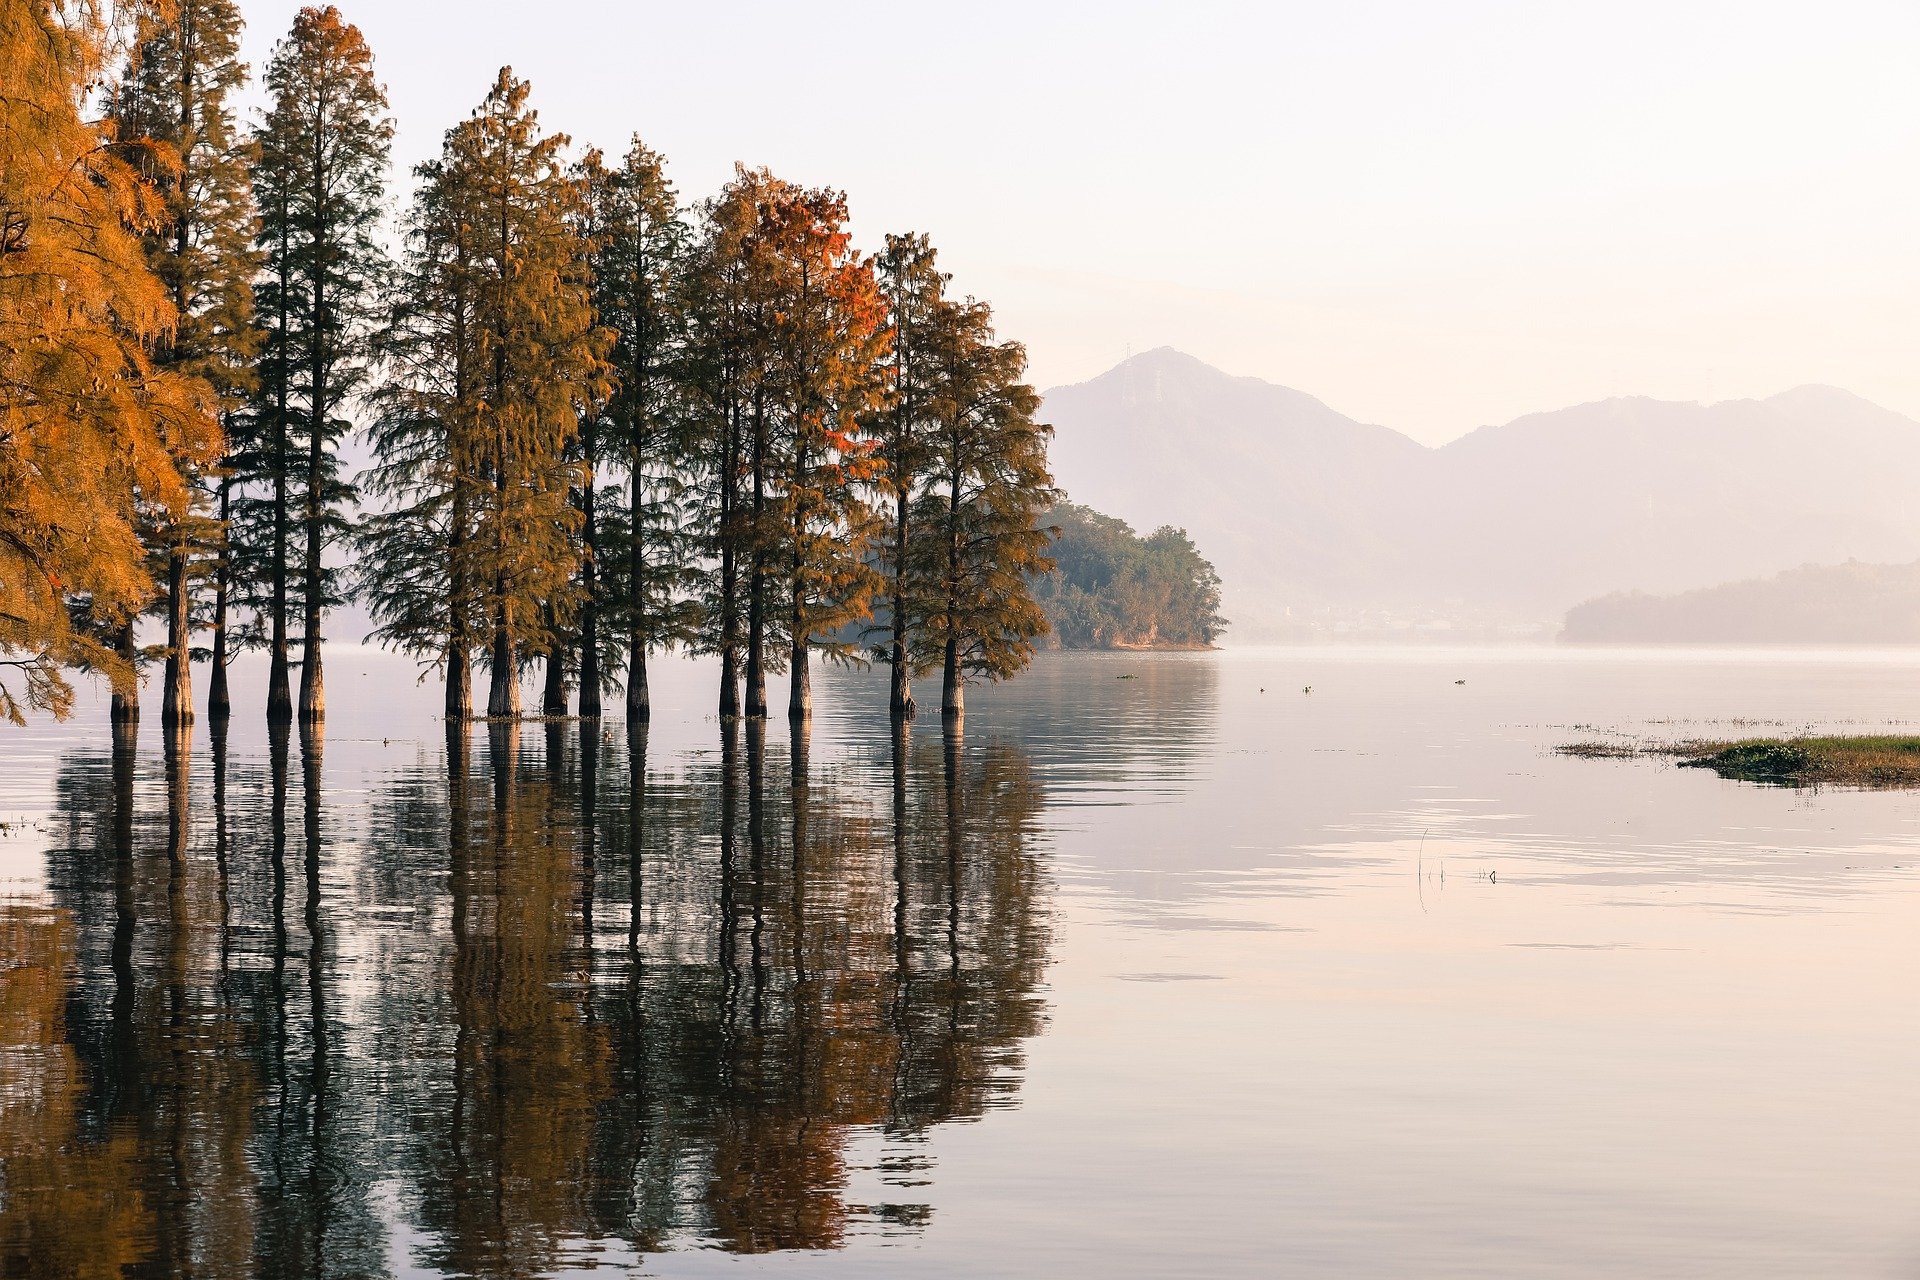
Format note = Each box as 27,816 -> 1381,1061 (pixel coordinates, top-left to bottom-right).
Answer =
1033,502 -> 1225,650
1558,735 -> 1920,788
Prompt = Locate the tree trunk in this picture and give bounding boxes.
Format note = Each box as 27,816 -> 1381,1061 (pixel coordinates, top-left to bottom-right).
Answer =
542,609 -> 568,717
788,636 -> 810,721
268,428 -> 291,723
111,620 -> 139,727
488,607 -> 518,719
942,634 -> 963,720
942,454 -> 964,722
298,444 -> 324,723
579,452 -> 600,718
299,610 -> 324,721
627,646 -> 650,723
208,473 -> 231,722
719,647 -> 739,721
745,615 -> 766,716
299,253 -> 326,721
626,466 -> 646,722
890,475 -> 913,719
162,539 -> 192,728
578,604 -> 600,716
298,610 -> 324,721
719,397 -> 740,720
627,719 -> 648,952
890,637 -> 913,722
446,637 -> 472,722
745,396 -> 767,718
268,202 -> 292,727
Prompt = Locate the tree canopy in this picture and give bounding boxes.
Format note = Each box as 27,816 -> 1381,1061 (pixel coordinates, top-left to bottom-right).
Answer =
1035,501 -> 1225,650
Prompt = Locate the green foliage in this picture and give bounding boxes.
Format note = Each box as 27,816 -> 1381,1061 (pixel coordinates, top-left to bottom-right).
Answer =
869,232 -> 946,714
905,299 -> 1056,708
361,67 -> 606,719
576,139 -> 701,690
1035,501 -> 1225,649
231,4 -> 390,719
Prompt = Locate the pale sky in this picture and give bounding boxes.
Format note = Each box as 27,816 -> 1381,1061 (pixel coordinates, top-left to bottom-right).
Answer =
238,0 -> 1920,445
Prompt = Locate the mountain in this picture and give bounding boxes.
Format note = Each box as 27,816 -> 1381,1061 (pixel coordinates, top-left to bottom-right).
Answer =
1562,560 -> 1920,644
1042,350 -> 1920,640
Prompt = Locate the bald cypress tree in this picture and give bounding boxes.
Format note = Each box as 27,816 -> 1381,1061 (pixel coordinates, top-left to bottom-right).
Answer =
362,143 -> 485,720
758,185 -> 888,722
107,0 -> 259,729
908,300 -> 1056,720
578,140 -> 697,723
242,5 -> 389,725
872,232 -> 946,721
684,169 -> 890,721
0,0 -> 220,725
363,69 -> 604,721
682,169 -> 771,720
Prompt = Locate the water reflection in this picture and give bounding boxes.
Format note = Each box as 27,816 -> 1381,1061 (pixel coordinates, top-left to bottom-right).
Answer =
7,715 -> 1052,1274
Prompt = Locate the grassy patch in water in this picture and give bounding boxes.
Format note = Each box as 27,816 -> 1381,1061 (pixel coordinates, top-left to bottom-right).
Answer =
1678,736 -> 1920,787
1555,740 -> 1642,759
1558,735 -> 1920,788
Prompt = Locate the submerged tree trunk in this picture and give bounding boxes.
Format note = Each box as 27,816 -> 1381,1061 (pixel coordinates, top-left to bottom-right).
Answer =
446,639 -> 472,723
626,464 -> 648,722
161,539 -> 192,728
890,486 -> 913,720
298,454 -> 325,722
788,635 -> 810,721
268,436 -> 292,723
627,647 -> 650,723
299,262 -> 327,725
542,603 -> 568,717
719,646 -> 738,720
111,620 -> 140,727
745,593 -> 766,717
209,472 -> 232,722
942,460 -> 964,721
745,396 -> 767,719
942,634 -> 963,720
298,547 -> 324,723
448,485 -> 472,721
890,639 -> 913,721
718,397 -> 741,720
487,599 -> 518,719
579,446 -> 601,718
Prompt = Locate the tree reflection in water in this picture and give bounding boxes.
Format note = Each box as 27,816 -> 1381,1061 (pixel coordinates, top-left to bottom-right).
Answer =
6,717 -> 1051,1275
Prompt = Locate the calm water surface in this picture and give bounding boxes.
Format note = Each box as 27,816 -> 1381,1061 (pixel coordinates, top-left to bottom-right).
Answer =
4,646 -> 1920,1278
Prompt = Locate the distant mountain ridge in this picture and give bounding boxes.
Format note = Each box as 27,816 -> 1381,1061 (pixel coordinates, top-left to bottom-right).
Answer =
1042,350 -> 1920,640
1562,560 -> 1920,645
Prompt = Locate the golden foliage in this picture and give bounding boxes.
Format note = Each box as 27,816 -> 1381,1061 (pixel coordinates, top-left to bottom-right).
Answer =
0,0 -> 220,723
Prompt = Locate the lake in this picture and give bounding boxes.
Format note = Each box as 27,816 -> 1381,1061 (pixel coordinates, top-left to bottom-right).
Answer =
3,646 -> 1919,1278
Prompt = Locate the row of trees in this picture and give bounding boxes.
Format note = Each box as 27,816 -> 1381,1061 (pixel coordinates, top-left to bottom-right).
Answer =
0,0 -> 1056,730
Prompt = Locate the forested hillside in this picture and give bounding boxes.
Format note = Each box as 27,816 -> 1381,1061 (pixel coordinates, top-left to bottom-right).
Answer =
1034,503 -> 1225,650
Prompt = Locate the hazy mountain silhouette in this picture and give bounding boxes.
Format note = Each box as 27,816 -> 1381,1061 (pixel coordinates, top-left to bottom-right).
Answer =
1562,560 -> 1920,645
1044,350 -> 1920,639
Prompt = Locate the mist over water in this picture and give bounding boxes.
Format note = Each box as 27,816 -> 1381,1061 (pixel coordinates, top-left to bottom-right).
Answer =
4,646 -> 1920,1277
